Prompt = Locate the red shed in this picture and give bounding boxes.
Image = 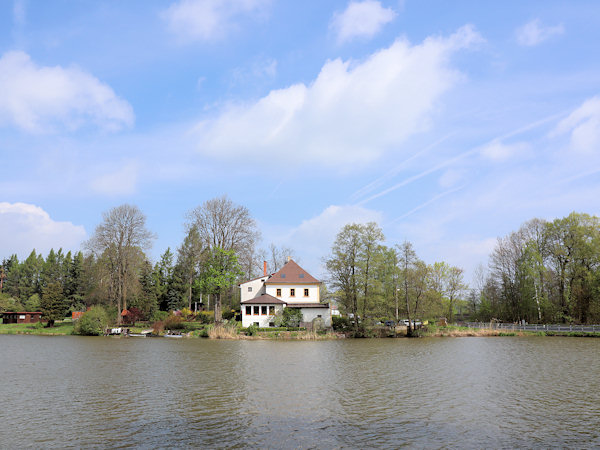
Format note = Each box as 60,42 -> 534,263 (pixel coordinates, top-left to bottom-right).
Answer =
1,312 -> 43,324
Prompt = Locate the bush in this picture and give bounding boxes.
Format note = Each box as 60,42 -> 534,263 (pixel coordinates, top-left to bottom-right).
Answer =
164,315 -> 186,330
198,311 -> 215,324
222,309 -> 236,321
150,310 -> 169,322
245,324 -> 258,336
332,316 -> 351,331
74,306 -> 109,336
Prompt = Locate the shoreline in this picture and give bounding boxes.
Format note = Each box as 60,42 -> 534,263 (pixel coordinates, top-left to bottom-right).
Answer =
2,322 -> 600,339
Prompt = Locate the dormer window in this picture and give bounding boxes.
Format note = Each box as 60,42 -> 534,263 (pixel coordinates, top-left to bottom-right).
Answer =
281,274 -> 286,278
299,274 -> 304,278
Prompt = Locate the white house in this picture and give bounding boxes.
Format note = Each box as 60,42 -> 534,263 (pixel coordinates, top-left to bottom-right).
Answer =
240,259 -> 331,328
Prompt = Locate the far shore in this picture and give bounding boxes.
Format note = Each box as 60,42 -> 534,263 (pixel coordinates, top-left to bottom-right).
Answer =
2,321 -> 600,339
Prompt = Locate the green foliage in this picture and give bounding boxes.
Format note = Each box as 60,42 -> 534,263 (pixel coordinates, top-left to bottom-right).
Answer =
0,293 -> 23,313
164,314 -> 186,330
198,310 -> 215,324
40,282 -> 67,326
280,307 -> 303,327
222,309 -> 236,320
150,310 -> 169,322
332,315 -> 351,331
24,294 -> 40,311
245,324 -> 258,336
74,306 -> 109,336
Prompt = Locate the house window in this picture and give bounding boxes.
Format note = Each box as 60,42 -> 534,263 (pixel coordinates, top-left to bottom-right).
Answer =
317,315 -> 322,318
304,288 -> 309,297
261,306 -> 267,315
245,306 -> 251,315
276,288 -> 281,296
248,286 -> 252,292
253,306 -> 260,315
290,288 -> 295,297
269,322 -> 275,327
269,306 -> 275,315
254,322 -> 259,327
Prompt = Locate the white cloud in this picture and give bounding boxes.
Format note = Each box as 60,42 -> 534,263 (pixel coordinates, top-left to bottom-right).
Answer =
480,140 -> 530,161
0,51 -> 134,133
90,162 -> 140,196
194,25 -> 483,168
162,0 -> 270,42
13,0 -> 26,25
330,0 -> 396,44
516,19 -> 564,47
276,205 -> 384,276
552,96 -> 600,154
0,203 -> 87,259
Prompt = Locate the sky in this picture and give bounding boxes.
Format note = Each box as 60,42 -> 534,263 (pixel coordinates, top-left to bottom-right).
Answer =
1,0 -> 600,283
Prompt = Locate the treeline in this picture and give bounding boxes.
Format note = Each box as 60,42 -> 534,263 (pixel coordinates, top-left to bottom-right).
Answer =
0,196 -> 292,325
473,212 -> 600,324
325,222 -> 467,334
2,198 -> 599,328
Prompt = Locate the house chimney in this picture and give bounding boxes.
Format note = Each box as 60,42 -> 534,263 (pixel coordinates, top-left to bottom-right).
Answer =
287,256 -> 291,262
263,260 -> 267,276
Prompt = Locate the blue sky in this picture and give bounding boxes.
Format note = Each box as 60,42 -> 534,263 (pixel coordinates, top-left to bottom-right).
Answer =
1,0 -> 600,282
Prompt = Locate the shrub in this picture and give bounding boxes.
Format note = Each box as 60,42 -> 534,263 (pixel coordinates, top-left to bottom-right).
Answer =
74,306 -> 109,336
332,316 -> 351,331
150,310 -> 169,322
164,315 -> 186,330
198,311 -> 215,324
222,309 -> 236,320
245,324 -> 258,336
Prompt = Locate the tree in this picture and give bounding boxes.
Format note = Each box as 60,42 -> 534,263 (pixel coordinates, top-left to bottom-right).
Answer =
359,223 -> 385,320
325,224 -> 363,330
266,243 -> 296,273
86,204 -> 155,324
40,282 -> 66,327
187,195 -> 260,259
177,226 -> 204,310
398,241 -> 418,335
199,247 -> 243,324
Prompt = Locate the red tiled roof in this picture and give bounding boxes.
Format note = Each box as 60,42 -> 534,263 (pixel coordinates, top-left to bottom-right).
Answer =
241,294 -> 286,305
265,259 -> 320,285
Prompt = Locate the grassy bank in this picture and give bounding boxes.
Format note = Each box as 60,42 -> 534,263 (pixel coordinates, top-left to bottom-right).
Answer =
0,321 -> 75,335
419,324 -> 600,338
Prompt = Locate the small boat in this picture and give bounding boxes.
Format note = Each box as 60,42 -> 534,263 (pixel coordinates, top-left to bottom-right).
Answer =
127,333 -> 146,337
164,329 -> 184,338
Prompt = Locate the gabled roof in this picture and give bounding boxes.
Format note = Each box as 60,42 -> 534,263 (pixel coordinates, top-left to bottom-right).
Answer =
239,274 -> 271,286
265,259 -> 320,285
241,294 -> 286,305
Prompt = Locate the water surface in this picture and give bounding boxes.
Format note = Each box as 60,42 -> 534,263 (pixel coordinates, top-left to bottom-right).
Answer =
1,336 -> 598,448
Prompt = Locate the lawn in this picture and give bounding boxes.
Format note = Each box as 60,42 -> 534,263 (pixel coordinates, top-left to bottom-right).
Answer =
0,320 -> 75,335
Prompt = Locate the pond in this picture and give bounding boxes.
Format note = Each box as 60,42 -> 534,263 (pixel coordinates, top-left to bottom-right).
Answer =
1,336 -> 598,448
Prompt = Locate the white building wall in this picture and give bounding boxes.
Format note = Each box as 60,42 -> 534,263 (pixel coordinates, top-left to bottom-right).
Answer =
298,307 -> 331,327
241,304 -> 283,327
265,284 -> 320,304
240,277 -> 268,303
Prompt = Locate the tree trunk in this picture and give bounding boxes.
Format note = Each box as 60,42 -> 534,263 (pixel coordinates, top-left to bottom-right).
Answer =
215,293 -> 222,325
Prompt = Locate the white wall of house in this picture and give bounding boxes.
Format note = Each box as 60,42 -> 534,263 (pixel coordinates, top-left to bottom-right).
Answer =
265,284 -> 320,304
240,277 -> 268,303
241,304 -> 283,327
297,307 -> 331,327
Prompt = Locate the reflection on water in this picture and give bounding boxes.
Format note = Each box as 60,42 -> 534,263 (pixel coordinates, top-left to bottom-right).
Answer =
1,336 -> 599,448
